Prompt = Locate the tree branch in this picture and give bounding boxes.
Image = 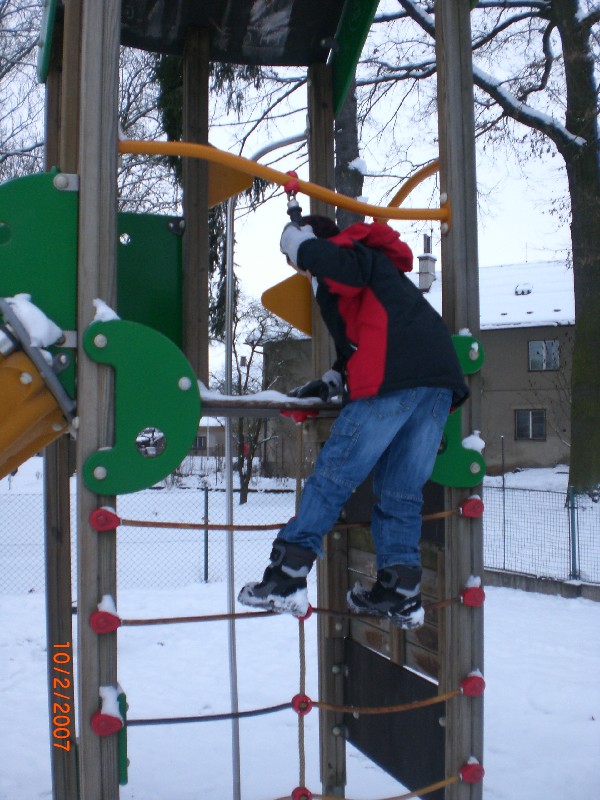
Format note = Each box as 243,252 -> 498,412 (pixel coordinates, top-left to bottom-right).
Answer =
473,65 -> 586,156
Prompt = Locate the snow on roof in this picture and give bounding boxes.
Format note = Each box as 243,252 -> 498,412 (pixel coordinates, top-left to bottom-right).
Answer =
410,260 -> 574,330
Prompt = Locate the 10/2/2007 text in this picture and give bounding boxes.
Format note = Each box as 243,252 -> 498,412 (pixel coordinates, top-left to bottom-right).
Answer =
51,642 -> 73,751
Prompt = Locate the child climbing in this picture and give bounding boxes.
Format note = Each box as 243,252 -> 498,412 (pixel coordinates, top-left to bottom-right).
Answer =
238,215 -> 469,628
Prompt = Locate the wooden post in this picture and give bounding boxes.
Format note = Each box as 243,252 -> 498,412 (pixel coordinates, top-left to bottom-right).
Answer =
43,18 -> 79,800
76,1 -> 121,798
59,0 -> 83,171
435,2 -> 484,798
182,28 -> 210,385
307,63 -> 347,797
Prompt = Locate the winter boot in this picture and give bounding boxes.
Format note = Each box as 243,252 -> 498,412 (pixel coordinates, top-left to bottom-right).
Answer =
347,564 -> 424,629
238,539 -> 316,616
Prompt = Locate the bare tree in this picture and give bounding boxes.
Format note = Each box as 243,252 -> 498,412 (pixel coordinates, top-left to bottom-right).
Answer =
0,1 -> 43,180
211,297 -> 297,503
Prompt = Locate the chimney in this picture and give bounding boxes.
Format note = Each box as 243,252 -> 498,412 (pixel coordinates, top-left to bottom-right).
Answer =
417,234 -> 436,292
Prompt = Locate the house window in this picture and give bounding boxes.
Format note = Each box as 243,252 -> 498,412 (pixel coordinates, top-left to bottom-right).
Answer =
194,435 -> 207,450
528,339 -> 559,371
515,409 -> 546,440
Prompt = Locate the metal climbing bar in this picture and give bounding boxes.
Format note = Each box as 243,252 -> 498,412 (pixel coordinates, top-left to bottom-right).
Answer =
118,140 -> 450,224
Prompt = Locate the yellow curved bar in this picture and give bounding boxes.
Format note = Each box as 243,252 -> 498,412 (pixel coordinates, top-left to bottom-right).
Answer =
119,139 -> 450,224
391,160 -> 440,208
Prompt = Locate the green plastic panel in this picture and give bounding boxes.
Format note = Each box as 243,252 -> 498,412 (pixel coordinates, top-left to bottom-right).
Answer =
0,172 -> 184,394
430,334 -> 486,488
36,0 -> 59,83
0,170 -> 78,393
82,319 -> 201,495
331,0 -> 379,116
0,171 -> 77,330
117,213 -> 183,349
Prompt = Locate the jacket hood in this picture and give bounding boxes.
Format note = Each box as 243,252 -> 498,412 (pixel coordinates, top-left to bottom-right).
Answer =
329,222 -> 413,273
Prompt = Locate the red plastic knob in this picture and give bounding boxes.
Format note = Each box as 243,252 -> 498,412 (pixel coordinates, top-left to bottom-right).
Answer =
459,761 -> 485,783
90,711 -> 123,737
292,694 -> 313,716
460,496 -> 484,518
284,170 -> 300,195
280,410 -> 318,424
292,788 -> 312,800
460,586 -> 486,607
89,507 -> 121,531
460,674 -> 486,697
89,610 -> 122,634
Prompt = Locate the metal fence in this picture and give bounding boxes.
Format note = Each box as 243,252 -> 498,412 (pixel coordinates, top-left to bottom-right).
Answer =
1,484 -> 599,595
482,486 -> 599,583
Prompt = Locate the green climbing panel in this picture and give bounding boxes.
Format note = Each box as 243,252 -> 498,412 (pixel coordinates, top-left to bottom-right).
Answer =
82,319 -> 201,495
0,171 -> 184,394
430,333 -> 486,488
117,212 -> 183,349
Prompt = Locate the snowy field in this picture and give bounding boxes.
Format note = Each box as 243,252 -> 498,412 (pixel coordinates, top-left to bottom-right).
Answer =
1,460 -> 599,799
1,582 -> 599,799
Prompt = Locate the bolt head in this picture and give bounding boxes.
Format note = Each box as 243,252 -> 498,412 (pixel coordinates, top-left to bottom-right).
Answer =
19,372 -> 33,384
93,466 -> 108,480
53,173 -> 69,190
93,333 -> 108,348
178,376 -> 192,391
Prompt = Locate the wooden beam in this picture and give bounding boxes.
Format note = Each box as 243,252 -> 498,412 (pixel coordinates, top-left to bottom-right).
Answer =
435,2 -> 484,798
43,18 -> 79,800
59,0 -> 83,172
307,63 -> 347,797
307,63 -> 337,378
182,27 -> 210,384
76,1 -> 121,797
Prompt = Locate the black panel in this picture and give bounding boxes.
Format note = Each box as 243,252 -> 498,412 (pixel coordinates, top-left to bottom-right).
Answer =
120,0 -> 345,64
344,639 -> 446,799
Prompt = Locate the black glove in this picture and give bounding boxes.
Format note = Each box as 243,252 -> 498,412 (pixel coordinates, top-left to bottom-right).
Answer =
287,370 -> 343,402
287,379 -> 330,401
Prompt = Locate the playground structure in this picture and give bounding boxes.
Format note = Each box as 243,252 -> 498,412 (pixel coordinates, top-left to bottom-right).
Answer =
0,1 -> 485,799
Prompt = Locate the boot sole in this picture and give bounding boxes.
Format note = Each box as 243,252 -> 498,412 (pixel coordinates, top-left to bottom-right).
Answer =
238,584 -> 309,618
347,592 -> 425,630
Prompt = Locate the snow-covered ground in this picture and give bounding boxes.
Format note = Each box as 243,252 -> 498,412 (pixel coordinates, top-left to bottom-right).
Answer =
1,460 -> 599,799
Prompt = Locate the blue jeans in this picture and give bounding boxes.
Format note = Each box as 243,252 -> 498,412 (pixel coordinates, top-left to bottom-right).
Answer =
280,387 -> 452,570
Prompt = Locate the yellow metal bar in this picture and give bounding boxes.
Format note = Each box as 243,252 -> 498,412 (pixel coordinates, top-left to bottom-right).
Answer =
389,160 -> 440,209
119,140 -> 450,224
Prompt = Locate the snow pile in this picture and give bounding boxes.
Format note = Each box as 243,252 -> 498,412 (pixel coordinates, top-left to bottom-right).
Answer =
93,298 -> 120,322
6,294 -> 62,347
462,430 -> 486,453
347,157 -> 368,175
98,685 -> 124,722
197,381 -> 340,407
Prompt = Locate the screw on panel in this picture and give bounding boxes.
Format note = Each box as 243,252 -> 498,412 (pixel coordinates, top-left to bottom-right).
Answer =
93,334 -> 108,348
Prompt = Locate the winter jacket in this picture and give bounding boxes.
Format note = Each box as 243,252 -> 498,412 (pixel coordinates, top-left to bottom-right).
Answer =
296,222 -> 469,408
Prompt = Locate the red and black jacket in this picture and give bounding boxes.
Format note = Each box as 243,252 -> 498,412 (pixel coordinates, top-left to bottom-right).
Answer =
296,222 -> 469,408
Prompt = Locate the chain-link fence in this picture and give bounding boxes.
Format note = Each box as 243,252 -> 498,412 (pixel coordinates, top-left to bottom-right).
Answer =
483,486 -> 600,583
2,481 -> 599,595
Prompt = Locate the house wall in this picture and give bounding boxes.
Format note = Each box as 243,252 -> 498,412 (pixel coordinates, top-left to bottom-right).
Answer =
262,338 -> 313,477
478,325 -> 573,473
